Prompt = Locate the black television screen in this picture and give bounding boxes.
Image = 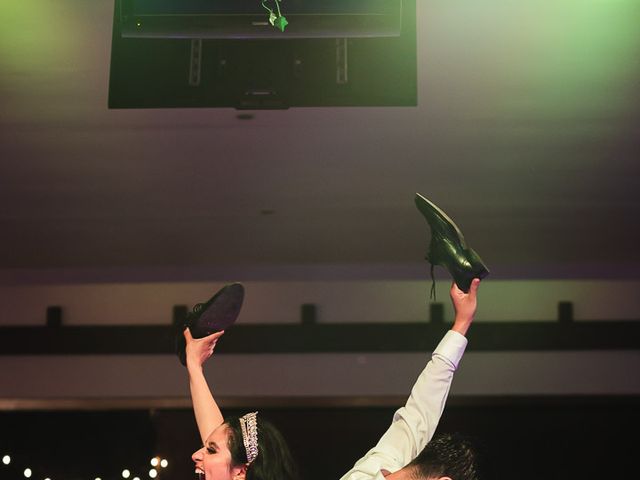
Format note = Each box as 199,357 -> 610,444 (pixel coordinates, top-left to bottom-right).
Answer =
108,0 -> 416,109
119,0 -> 405,39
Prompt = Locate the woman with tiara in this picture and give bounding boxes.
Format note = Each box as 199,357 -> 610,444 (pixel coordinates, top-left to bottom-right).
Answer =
185,327 -> 299,480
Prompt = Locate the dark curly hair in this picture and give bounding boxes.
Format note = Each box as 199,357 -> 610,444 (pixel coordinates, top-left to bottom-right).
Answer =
225,415 -> 299,480
408,432 -> 480,480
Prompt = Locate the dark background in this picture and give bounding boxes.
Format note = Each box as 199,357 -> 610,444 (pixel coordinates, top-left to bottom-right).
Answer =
2,397 -> 637,480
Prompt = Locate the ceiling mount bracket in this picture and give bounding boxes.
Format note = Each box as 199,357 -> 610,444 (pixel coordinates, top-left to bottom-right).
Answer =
189,38 -> 203,86
336,38 -> 348,85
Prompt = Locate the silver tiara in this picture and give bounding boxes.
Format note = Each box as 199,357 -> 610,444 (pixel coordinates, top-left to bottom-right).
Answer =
239,411 -> 259,465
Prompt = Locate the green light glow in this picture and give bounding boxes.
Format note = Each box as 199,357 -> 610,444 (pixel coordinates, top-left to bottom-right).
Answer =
0,1 -> 78,73
423,0 -> 640,127
509,1 -> 640,117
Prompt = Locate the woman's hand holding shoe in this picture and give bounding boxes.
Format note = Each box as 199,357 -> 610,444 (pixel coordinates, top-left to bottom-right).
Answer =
184,328 -> 225,371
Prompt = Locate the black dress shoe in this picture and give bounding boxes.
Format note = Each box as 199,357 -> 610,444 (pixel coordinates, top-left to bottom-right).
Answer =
176,282 -> 245,366
414,193 -> 489,296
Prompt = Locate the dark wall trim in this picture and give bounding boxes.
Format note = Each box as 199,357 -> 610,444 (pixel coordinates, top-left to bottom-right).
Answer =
1,395 -> 638,411
0,321 -> 638,355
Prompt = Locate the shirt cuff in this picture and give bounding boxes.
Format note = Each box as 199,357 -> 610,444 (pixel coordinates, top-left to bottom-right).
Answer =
432,330 -> 468,369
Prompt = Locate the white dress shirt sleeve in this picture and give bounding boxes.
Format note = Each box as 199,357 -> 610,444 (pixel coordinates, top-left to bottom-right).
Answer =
339,330 -> 468,480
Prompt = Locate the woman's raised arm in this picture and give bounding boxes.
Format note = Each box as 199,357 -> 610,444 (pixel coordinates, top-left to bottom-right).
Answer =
184,328 -> 225,444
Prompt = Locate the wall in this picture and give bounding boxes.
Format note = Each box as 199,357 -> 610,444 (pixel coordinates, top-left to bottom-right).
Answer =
1,278 -> 639,402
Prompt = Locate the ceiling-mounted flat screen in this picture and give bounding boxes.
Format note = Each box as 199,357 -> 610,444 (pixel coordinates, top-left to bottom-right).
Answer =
119,0 -> 404,39
108,0 -> 416,109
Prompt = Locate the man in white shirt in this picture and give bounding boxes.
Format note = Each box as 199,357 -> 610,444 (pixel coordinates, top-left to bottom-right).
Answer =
340,278 -> 481,480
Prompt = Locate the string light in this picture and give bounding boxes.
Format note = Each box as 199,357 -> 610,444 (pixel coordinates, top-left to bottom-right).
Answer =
0,451 -> 173,480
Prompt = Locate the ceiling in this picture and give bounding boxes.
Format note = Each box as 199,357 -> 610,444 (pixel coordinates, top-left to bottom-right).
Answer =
1,0 -> 639,283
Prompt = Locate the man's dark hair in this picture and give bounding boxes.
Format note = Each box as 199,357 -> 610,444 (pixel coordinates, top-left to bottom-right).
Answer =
408,432 -> 479,480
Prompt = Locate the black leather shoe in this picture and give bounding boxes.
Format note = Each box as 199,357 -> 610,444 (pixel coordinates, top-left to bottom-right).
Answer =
176,282 -> 245,366
414,193 -> 489,295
